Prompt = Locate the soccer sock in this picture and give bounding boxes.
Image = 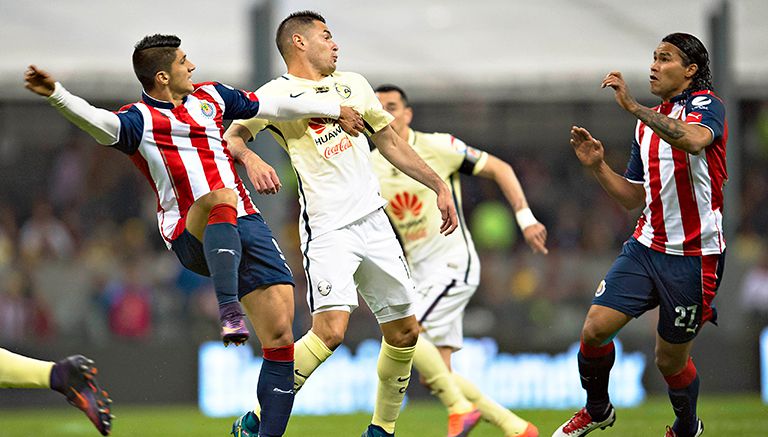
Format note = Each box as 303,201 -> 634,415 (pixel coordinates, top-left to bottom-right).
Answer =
453,373 -> 530,435
412,336 -> 473,414
203,203 -> 241,307
0,348 -> 53,389
664,357 -> 700,437
250,330 -> 333,421
578,340 -> 616,421
257,345 -> 295,437
371,339 -> 416,434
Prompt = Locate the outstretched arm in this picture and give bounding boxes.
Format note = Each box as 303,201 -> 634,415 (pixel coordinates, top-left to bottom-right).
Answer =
601,71 -> 713,154
476,154 -> 548,254
24,65 -> 120,145
371,125 -> 458,235
571,126 -> 645,210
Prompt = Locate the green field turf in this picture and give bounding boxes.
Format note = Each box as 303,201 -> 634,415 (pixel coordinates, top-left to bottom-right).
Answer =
0,395 -> 765,436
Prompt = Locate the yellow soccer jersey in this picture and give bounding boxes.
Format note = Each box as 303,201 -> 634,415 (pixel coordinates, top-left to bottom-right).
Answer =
371,129 -> 489,285
234,71 -> 393,240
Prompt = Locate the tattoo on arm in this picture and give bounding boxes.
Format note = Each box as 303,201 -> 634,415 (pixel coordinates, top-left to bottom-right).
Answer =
632,106 -> 685,140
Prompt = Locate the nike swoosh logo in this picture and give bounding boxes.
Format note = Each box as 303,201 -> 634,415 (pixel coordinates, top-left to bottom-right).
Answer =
290,92 -> 305,98
397,376 -> 410,383
295,369 -> 309,379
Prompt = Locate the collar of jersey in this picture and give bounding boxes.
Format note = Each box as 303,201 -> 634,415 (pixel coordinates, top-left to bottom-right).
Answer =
669,91 -> 690,104
281,72 -> 335,83
141,90 -> 187,109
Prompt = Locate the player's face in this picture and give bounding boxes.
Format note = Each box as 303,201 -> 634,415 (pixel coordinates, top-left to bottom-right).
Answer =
377,91 -> 412,133
167,49 -> 196,96
649,42 -> 695,101
305,21 -> 338,75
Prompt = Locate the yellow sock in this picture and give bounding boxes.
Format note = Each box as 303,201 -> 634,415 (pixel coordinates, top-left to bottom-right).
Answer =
371,339 -> 415,434
0,348 -> 54,389
413,337 -> 473,414
453,373 -> 529,435
253,329 -> 332,417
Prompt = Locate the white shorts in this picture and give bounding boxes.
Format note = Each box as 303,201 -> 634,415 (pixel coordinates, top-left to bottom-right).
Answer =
414,273 -> 478,350
302,209 -> 415,324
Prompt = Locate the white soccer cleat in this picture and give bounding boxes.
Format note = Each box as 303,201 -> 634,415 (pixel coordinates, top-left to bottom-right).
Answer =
551,406 -> 616,437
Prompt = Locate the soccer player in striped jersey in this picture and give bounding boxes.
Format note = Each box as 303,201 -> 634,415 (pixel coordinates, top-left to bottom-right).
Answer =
553,33 -> 726,437
371,84 -> 545,437
25,34 -> 364,437
225,11 -> 458,437
0,348 -> 112,435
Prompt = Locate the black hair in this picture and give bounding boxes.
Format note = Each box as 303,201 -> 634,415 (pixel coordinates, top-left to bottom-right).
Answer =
375,84 -> 409,107
276,11 -> 326,58
662,32 -> 713,93
132,34 -> 182,91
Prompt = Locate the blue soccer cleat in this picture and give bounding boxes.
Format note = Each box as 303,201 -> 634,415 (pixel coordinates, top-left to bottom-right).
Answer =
52,355 -> 114,436
362,424 -> 395,437
231,411 -> 260,437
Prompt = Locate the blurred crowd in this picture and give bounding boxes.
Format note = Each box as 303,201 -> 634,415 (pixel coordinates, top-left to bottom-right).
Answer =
1,100 -> 768,353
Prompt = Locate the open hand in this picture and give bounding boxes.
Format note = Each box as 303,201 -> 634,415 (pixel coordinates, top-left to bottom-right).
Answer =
601,71 -> 638,113
570,126 -> 605,170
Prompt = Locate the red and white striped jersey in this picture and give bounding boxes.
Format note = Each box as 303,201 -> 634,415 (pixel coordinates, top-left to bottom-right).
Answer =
624,90 -> 728,256
114,82 -> 261,247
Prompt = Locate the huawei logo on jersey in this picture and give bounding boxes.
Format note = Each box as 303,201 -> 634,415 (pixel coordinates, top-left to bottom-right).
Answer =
309,118 -> 334,135
390,192 -> 423,221
323,137 -> 353,159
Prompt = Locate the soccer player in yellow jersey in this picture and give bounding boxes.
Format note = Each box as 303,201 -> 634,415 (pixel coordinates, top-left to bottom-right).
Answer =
224,11 -> 458,437
0,348 -> 112,435
371,84 -> 548,437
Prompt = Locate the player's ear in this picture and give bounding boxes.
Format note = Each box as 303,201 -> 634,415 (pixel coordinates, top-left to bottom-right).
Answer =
155,70 -> 170,87
684,63 -> 698,80
404,107 -> 413,125
292,33 -> 305,50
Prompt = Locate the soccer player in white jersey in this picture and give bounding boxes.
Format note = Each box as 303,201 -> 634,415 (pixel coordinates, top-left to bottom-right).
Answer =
224,11 -> 458,437
25,34 -> 364,437
0,349 -> 112,435
371,85 -> 545,437
553,33 -> 726,437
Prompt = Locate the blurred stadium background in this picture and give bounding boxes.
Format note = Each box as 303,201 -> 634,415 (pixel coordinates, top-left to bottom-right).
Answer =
2,0 -> 768,434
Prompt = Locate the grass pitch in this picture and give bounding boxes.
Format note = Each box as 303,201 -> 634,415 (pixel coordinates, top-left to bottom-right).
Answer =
0,395 -> 764,436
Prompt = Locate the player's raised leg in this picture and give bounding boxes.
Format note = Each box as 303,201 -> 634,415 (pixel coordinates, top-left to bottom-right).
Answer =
657,336 -> 703,437
0,348 -> 113,435
552,305 -> 630,437
187,188 -> 248,346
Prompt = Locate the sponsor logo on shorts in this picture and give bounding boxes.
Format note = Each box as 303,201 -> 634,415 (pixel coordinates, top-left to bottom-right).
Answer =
318,280 -> 332,296
595,280 -> 606,297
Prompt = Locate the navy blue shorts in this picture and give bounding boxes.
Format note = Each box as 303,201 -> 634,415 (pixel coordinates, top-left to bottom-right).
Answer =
171,213 -> 294,299
593,238 -> 725,344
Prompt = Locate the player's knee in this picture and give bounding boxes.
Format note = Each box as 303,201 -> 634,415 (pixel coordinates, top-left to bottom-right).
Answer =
654,348 -> 687,375
314,328 -> 345,351
385,323 -> 419,348
206,188 -> 239,207
581,320 -> 612,346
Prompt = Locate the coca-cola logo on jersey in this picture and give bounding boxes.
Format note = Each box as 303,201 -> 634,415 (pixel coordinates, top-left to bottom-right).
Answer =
323,137 -> 353,159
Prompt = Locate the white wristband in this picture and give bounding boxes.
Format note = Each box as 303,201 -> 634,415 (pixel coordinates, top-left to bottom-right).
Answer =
515,208 -> 538,230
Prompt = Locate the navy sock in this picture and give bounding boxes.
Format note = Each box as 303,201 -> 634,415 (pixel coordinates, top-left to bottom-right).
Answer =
257,358 -> 295,437
578,342 -> 616,421
665,358 -> 700,437
203,222 -> 241,306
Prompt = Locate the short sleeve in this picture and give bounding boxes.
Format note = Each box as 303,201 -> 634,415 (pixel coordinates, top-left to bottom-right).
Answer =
213,83 -> 261,120
113,105 -> 144,155
232,117 -> 269,140
685,92 -> 726,144
623,139 -> 644,183
355,75 -> 394,134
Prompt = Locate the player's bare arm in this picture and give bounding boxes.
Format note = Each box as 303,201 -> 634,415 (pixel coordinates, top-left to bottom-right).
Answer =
602,71 -> 713,155
224,124 -> 282,195
476,155 -> 548,254
571,126 -> 645,210
372,124 -> 458,235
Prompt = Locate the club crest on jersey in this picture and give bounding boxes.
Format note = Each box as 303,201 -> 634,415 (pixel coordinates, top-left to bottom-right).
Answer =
200,101 -> 216,118
335,83 -> 352,99
595,279 -> 606,297
317,280 -> 332,296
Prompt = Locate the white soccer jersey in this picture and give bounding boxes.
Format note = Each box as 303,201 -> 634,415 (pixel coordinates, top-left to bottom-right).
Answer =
234,72 -> 393,242
371,129 -> 488,285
